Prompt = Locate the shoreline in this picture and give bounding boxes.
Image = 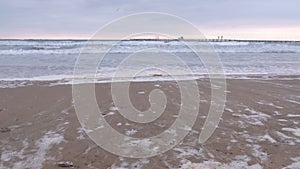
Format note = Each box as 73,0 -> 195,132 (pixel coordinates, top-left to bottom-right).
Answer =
1,74 -> 300,89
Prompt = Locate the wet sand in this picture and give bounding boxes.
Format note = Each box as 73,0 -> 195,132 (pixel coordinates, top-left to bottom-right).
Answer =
0,78 -> 300,169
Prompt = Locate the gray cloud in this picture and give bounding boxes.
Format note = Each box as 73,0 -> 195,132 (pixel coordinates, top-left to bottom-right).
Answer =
0,0 -> 299,39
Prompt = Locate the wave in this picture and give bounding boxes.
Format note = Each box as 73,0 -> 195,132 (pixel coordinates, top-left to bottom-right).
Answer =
0,40 -> 299,55
263,50 -> 297,53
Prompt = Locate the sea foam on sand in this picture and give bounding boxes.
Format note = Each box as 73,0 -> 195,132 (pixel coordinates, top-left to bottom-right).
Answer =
180,160 -> 262,169
11,131 -> 63,169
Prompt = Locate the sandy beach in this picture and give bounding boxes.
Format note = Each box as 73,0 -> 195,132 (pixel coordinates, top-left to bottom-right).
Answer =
0,78 -> 299,169
1,0 -> 300,168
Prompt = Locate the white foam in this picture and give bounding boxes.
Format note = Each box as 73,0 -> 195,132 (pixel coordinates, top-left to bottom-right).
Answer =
257,101 -> 283,109
251,144 -> 268,162
241,108 -> 271,126
283,161 -> 300,169
234,155 -> 251,162
278,119 -> 288,122
180,160 -> 262,169
1,72 -> 299,87
225,108 -> 234,113
258,134 -> 277,143
76,127 -> 86,140
287,114 -> 300,117
111,158 -> 149,169
287,99 -> 300,105
173,147 -> 203,159
282,128 -> 300,137
125,129 -> 138,136
121,138 -> 159,155
275,131 -> 297,145
13,131 -> 64,169
283,157 -> 300,169
109,106 -> 120,111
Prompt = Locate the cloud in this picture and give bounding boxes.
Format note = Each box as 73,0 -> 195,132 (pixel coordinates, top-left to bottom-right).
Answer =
0,0 -> 299,39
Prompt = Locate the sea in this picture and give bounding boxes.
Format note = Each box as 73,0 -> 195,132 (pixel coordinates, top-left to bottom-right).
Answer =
0,40 -> 299,82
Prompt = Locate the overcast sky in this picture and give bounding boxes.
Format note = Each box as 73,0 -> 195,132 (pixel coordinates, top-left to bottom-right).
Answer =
0,0 -> 299,40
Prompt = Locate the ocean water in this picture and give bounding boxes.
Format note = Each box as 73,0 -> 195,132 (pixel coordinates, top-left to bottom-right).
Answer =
0,40 -> 299,81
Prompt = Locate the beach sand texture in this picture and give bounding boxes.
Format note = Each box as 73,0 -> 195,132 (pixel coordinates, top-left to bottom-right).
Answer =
0,78 -> 299,169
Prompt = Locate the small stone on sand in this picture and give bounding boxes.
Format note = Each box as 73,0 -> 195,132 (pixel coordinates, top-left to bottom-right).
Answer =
57,161 -> 74,168
153,74 -> 162,77
0,127 -> 11,133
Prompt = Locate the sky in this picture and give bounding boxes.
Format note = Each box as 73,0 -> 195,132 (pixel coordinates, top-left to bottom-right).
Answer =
0,0 -> 300,40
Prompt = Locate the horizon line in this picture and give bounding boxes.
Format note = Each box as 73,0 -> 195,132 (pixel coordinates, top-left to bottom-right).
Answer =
0,38 -> 299,42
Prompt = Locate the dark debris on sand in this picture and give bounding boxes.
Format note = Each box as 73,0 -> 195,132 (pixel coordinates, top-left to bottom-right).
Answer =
57,161 -> 75,168
0,127 -> 11,133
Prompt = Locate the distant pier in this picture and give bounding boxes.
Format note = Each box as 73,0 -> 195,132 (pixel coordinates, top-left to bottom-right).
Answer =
203,39 -> 300,43
124,37 -> 299,43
